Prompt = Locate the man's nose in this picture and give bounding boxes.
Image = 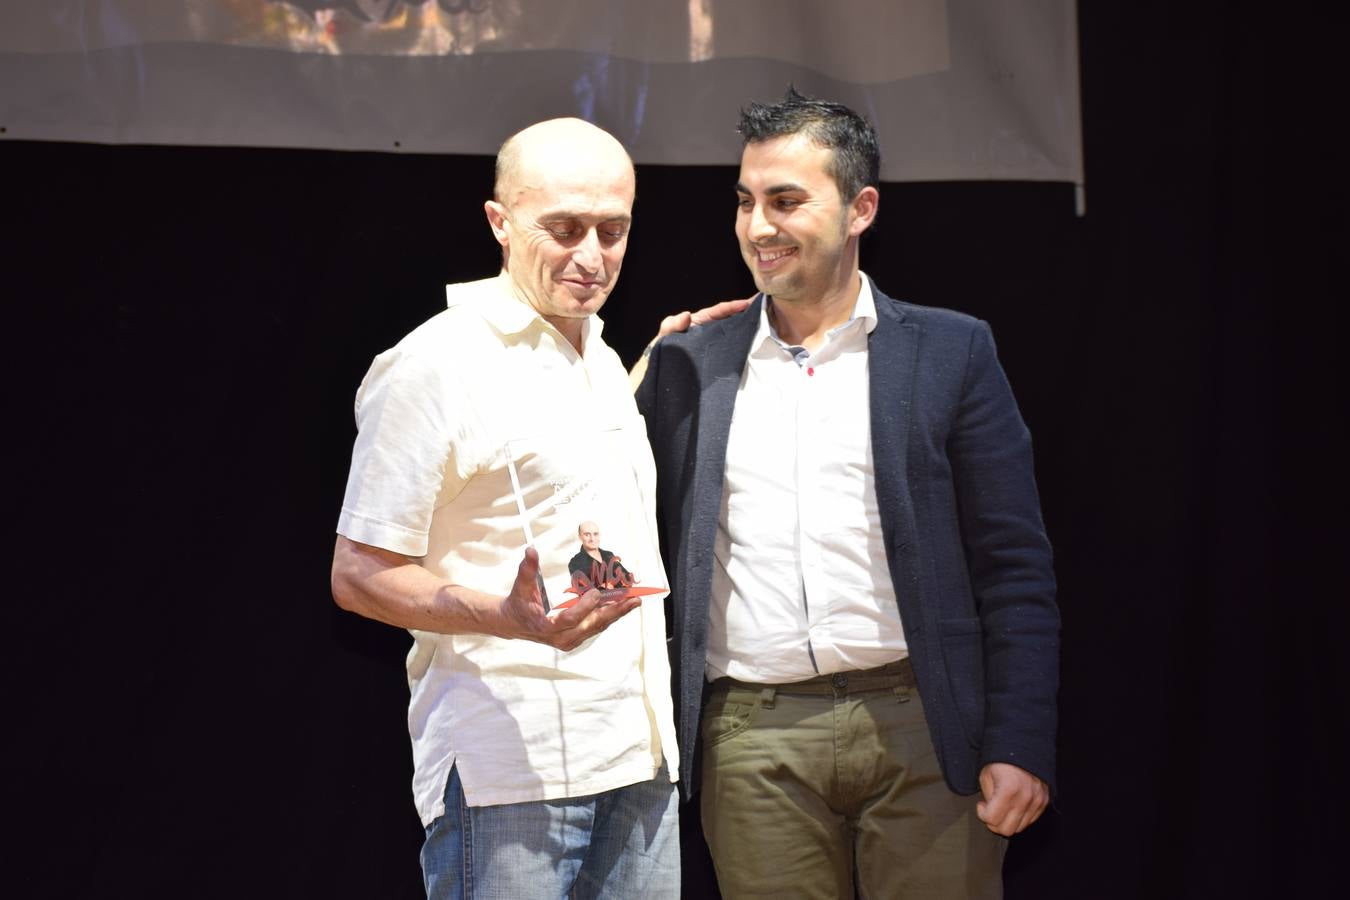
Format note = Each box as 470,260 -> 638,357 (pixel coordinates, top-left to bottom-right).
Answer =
747,202 -> 776,242
573,229 -> 603,272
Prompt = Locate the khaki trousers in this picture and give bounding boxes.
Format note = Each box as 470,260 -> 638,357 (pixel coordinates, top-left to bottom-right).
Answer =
700,660 -> 1006,899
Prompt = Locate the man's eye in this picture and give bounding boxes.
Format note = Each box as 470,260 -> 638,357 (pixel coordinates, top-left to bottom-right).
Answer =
736,197 -> 753,210
776,198 -> 800,209
547,222 -> 579,239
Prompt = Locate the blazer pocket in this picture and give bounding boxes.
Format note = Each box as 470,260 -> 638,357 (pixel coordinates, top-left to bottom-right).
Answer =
939,617 -> 986,750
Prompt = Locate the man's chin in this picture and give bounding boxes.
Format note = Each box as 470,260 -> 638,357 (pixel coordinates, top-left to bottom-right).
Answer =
547,287 -> 604,311
747,272 -> 777,297
559,280 -> 609,302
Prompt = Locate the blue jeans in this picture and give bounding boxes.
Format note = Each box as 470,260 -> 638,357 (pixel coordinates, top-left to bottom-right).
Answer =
421,766 -> 680,899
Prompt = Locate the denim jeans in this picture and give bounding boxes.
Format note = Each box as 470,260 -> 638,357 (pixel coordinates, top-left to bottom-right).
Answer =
421,765 -> 679,899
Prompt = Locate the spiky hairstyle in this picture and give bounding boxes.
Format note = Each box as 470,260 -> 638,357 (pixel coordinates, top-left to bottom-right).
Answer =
737,86 -> 881,203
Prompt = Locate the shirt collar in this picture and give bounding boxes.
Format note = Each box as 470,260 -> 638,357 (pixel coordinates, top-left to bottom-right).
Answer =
464,271 -> 601,349
851,272 -> 879,334
753,270 -> 877,354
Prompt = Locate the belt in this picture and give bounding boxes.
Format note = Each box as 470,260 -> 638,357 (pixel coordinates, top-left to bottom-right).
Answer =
714,657 -> 916,696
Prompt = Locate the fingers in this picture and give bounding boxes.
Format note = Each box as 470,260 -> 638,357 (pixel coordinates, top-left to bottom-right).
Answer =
505,547 -> 544,613
655,311 -> 693,339
978,793 -> 1020,836
984,786 -> 1047,836
501,548 -> 644,650
976,763 -> 1049,836
976,766 -> 998,831
1014,790 -> 1049,833
512,546 -> 540,590
542,591 -> 641,651
654,297 -> 753,341
689,297 -> 752,325
495,548 -> 550,639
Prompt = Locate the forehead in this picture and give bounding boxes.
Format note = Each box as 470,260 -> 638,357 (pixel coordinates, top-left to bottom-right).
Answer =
737,133 -> 837,193
512,156 -> 634,218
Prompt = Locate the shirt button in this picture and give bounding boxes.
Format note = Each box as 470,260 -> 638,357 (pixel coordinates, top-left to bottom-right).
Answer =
831,673 -> 848,689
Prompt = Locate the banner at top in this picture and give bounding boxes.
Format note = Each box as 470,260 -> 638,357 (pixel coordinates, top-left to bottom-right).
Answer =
0,1 -> 1082,185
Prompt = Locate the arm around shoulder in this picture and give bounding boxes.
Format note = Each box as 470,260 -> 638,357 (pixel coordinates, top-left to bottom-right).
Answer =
629,297 -> 752,393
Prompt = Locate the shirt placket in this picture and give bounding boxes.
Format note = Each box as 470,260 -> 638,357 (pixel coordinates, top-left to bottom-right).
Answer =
800,326 -> 857,675
795,349 -> 833,671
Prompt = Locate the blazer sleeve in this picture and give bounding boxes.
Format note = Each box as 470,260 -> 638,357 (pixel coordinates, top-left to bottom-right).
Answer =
950,321 -> 1060,791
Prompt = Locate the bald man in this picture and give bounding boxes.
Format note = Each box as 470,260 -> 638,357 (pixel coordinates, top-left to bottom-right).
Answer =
332,119 -> 679,899
568,521 -> 637,592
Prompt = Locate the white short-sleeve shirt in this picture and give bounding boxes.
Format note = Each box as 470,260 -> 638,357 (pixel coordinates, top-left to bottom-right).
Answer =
338,274 -> 677,822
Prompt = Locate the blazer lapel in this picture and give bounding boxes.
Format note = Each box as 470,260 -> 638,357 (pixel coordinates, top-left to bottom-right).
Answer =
687,296 -> 763,581
868,284 -> 918,559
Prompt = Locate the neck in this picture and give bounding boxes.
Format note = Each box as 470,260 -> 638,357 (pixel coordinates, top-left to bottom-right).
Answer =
768,269 -> 861,351
501,269 -> 587,355
546,315 -> 586,355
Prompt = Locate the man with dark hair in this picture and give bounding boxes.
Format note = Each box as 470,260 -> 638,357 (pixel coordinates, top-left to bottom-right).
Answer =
736,86 -> 881,205
636,88 -> 1059,897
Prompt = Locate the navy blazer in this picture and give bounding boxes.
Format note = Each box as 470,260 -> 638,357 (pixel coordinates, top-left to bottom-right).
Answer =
636,284 -> 1059,800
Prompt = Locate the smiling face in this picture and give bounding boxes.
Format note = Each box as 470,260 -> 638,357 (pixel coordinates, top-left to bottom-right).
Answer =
485,120 -> 635,348
734,133 -> 877,307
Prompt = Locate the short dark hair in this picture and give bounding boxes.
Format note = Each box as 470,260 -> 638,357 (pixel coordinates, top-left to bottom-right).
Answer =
737,86 -> 881,203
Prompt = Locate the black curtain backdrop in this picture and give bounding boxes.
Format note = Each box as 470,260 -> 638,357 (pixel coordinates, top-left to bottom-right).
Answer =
6,5 -> 1342,898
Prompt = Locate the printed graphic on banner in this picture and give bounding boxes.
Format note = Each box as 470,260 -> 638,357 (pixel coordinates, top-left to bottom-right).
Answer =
0,2 -> 947,82
0,2 -> 1082,185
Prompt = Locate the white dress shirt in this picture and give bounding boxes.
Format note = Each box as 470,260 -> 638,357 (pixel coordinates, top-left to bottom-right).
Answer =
707,274 -> 907,683
338,274 -> 677,821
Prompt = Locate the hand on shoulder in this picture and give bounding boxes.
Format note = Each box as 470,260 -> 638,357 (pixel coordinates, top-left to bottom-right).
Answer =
629,296 -> 754,391
654,296 -> 754,341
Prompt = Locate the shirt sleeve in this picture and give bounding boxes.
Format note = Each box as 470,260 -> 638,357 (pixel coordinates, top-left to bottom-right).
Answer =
336,346 -> 472,557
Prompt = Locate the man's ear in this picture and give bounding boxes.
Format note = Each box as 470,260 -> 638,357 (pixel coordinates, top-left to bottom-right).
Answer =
847,186 -> 879,237
484,200 -> 510,248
